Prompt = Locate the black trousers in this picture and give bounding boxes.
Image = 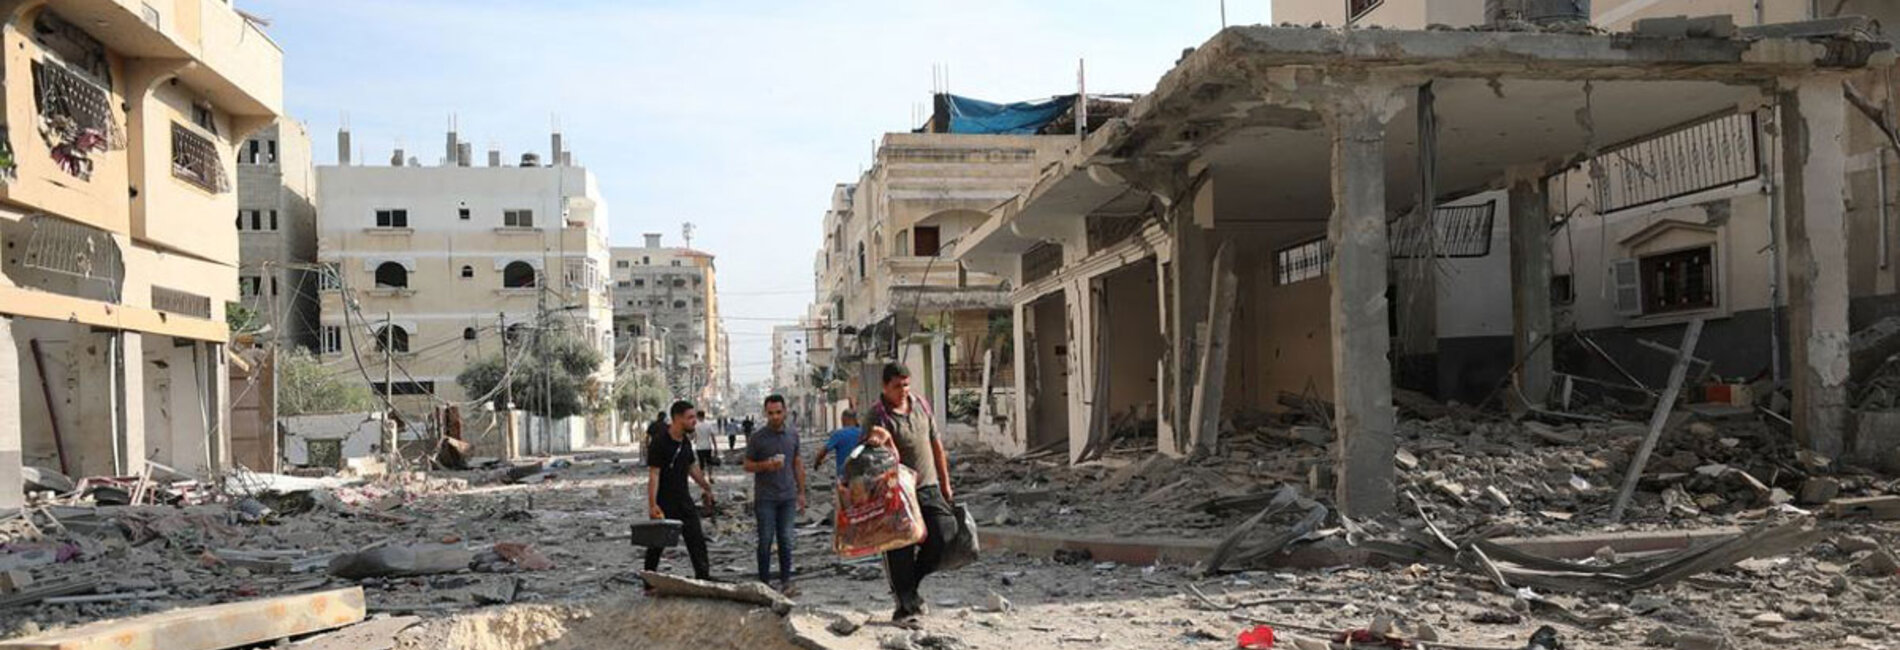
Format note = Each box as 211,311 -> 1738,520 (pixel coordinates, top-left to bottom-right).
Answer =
696,449 -> 717,467
884,487 -> 957,614
645,494 -> 711,580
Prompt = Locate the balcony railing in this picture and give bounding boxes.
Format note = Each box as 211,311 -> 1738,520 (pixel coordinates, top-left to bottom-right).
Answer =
171,123 -> 230,193
884,257 -> 1003,289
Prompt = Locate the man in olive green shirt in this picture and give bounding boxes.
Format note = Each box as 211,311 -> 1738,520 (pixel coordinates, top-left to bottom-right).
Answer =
862,363 -> 957,629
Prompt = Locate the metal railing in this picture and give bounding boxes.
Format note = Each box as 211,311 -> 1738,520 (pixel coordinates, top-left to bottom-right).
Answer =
1593,112 -> 1758,213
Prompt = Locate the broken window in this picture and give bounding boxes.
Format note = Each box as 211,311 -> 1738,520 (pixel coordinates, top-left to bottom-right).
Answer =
504,209 -> 534,228
32,60 -> 120,180
502,261 -> 537,288
1274,238 -> 1331,286
1592,112 -> 1757,213
171,122 -> 229,192
373,325 -> 410,354
634,279 -> 645,287
374,209 -> 408,228
1638,246 -> 1716,315
374,262 -> 408,289
269,210 -> 278,231
238,275 -> 261,297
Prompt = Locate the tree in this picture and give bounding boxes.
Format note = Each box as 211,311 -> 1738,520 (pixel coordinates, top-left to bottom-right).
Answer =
227,301 -> 263,334
279,349 -> 376,416
457,329 -> 604,420
615,369 -> 670,423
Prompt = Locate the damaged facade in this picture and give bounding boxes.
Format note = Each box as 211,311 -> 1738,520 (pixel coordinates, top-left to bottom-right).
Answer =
0,1 -> 283,506
947,18 -> 1891,516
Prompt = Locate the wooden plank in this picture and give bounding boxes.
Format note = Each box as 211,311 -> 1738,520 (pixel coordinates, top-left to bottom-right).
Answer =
1187,242 -> 1238,454
1609,318 -> 1705,523
1823,496 -> 1900,521
287,616 -> 420,650
0,587 -> 365,650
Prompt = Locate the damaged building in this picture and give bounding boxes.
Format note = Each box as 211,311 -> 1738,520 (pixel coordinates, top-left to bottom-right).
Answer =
951,15 -> 1893,515
0,1 -> 283,506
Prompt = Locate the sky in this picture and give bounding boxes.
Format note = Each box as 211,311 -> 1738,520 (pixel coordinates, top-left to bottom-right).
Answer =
246,0 -> 1269,383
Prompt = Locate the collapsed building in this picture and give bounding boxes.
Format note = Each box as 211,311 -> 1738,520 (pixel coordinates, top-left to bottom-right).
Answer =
953,21 -> 1894,515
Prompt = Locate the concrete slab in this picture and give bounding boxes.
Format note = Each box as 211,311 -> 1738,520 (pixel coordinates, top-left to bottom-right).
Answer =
979,526 -> 1746,568
0,587 -> 365,650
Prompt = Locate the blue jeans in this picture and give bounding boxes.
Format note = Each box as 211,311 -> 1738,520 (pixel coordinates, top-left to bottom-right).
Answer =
755,498 -> 796,584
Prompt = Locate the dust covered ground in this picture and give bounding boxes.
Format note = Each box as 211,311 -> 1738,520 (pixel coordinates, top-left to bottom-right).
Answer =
0,430 -> 1895,649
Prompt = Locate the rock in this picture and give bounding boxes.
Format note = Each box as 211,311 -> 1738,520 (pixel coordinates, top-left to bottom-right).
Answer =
1395,449 -> 1419,471
1751,612 -> 1787,627
1836,535 -> 1881,554
1674,633 -> 1729,650
1289,426 -> 1333,446
826,611 -> 869,637
1629,593 -> 1669,615
1524,421 -> 1582,445
1644,627 -> 1677,646
983,591 -> 1012,613
1850,548 -> 1900,577
1471,609 -> 1521,625
1767,488 -> 1794,506
1798,477 -> 1842,505
1484,486 -> 1512,509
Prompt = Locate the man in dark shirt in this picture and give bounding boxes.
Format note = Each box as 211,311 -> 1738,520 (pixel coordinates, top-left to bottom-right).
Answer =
744,395 -> 806,594
862,363 -> 958,629
644,400 -> 715,580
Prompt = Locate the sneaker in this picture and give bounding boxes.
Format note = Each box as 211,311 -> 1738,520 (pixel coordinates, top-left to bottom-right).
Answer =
893,610 -> 923,630
777,581 -> 800,598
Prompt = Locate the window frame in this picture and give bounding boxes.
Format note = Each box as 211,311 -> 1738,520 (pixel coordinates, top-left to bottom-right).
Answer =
374,209 -> 409,229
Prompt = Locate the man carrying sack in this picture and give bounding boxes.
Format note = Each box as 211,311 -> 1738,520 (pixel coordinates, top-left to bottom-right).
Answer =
861,363 -> 959,629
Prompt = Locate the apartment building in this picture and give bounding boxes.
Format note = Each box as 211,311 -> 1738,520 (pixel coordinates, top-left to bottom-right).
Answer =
0,1 -> 283,506
236,120 -> 317,351
315,132 -> 616,451
610,233 -> 727,411
1274,0 -> 1889,29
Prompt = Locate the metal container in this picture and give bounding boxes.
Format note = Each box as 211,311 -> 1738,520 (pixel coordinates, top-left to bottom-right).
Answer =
630,520 -> 684,548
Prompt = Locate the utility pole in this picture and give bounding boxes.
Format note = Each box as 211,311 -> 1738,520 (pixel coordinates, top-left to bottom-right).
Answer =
501,312 -> 517,460
382,311 -> 395,470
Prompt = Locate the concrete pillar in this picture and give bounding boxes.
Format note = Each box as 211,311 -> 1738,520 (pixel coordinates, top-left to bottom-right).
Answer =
1780,77 -> 1851,457
0,317 -> 23,509
117,333 -> 146,476
1327,85 -> 1404,517
1011,299 -> 1031,447
74,330 -> 117,477
1508,167 -> 1554,408
1064,278 -> 1091,463
1165,180 -> 1216,456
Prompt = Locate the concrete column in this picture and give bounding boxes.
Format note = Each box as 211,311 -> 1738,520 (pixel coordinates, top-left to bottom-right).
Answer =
118,333 -> 147,476
1063,277 -> 1092,463
1165,181 -> 1216,456
1780,77 -> 1851,457
1011,299 -> 1031,447
74,330 -> 117,477
1508,167 -> 1554,408
1327,86 -> 1404,517
0,317 -> 23,509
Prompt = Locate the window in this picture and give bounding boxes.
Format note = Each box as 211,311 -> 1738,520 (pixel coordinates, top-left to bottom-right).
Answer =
318,263 -> 341,291
616,280 -> 631,288
244,140 -> 260,165
374,262 -> 408,288
270,275 -> 279,296
268,210 -> 278,231
458,207 -> 471,220
322,326 -> 342,353
502,261 -> 537,288
672,278 -> 686,288
1274,238 -> 1331,286
1348,0 -> 1384,21
1636,247 -> 1716,315
616,260 -> 630,269
460,265 -> 474,279
670,260 -> 681,267
374,209 -> 408,228
504,209 -> 534,228
673,300 -> 686,309
642,256 -> 650,265
1552,275 -> 1575,306
1392,203 -> 1495,258
268,140 -> 277,163
171,123 -> 229,192
857,243 -> 866,279
915,226 -> 943,257
249,210 -> 261,231
239,275 -> 261,297
371,381 -> 434,396
463,327 -> 478,340
374,325 -> 410,353
634,279 -> 645,287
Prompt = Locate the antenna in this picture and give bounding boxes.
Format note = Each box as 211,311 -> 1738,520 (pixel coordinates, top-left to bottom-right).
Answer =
1220,0 -> 1228,28
682,222 -> 696,250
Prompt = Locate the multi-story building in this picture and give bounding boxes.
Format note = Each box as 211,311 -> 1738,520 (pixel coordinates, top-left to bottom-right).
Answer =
812,96 -> 1079,437
315,131 -> 616,451
236,120 -> 317,351
0,0 -> 282,505
610,233 -> 727,411
771,323 -> 807,418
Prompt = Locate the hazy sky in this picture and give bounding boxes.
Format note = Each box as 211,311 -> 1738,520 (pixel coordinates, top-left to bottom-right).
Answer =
247,0 -> 1268,383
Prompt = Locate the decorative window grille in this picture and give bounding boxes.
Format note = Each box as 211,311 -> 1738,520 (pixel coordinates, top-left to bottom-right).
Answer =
152,286 -> 212,319
1022,242 -> 1063,283
1391,202 -> 1497,258
1593,112 -> 1758,213
1275,238 -> 1331,286
20,214 -> 123,302
171,123 -> 229,193
33,60 -> 121,180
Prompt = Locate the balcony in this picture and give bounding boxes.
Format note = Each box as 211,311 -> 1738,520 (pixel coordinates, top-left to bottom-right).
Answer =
883,257 -> 1009,312
53,0 -> 282,118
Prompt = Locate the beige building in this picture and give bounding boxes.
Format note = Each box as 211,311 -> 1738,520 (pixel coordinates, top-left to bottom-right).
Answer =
236,120 -> 317,351
316,133 -> 615,454
609,233 -> 727,411
0,0 -> 283,505
1273,0 -> 1887,29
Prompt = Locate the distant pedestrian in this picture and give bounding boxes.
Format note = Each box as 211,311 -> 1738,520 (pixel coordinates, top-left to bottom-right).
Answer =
644,401 -> 715,581
643,411 -> 668,455
695,409 -> 719,467
812,409 -> 862,482
742,416 -> 756,440
862,363 -> 957,629
726,417 -> 737,450
744,395 -> 806,595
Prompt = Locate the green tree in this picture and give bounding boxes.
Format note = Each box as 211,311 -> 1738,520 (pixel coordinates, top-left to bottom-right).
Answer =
457,329 -> 604,420
279,349 -> 376,416
227,301 -> 263,334
615,369 -> 670,422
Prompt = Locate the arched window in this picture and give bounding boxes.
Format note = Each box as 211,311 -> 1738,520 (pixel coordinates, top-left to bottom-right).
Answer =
462,327 -> 477,340
460,265 -> 474,279
374,325 -> 409,353
374,262 -> 408,288
502,261 -> 537,288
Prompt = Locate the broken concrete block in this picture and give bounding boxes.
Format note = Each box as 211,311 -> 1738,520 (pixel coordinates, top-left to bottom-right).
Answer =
1751,612 -> 1787,627
826,611 -> 868,637
1850,548 -> 1900,577
1394,449 -> 1419,471
1798,477 -> 1842,505
1850,411 -> 1900,473
328,544 -> 475,580
1836,535 -> 1881,554
1632,15 -> 1691,38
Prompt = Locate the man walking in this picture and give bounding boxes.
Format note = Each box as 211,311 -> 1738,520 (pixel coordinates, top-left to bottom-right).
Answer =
744,395 -> 806,595
862,363 -> 957,629
694,409 -> 719,467
812,409 -> 862,482
644,401 -> 715,581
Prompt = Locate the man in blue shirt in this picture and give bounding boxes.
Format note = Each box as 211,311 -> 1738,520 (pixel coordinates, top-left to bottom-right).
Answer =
812,409 -> 862,482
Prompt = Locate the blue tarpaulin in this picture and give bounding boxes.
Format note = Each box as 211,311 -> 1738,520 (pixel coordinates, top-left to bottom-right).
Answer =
945,94 -> 1076,135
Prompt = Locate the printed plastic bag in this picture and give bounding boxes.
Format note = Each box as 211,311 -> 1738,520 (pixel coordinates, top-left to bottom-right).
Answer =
834,446 -> 926,559
936,503 -> 980,571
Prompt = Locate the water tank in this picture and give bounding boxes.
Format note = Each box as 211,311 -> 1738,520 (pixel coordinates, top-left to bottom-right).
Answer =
520,152 -> 542,167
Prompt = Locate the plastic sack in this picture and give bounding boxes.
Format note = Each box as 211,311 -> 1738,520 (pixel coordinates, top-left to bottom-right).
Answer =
834,446 -> 926,559
936,503 -> 980,571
